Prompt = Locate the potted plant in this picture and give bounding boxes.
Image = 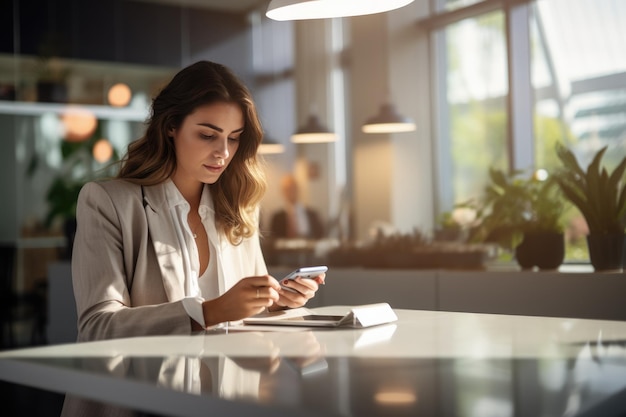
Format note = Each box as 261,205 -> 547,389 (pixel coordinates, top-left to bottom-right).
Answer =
434,206 -> 477,242
470,167 -> 566,270
27,122 -> 117,259
361,228 -> 430,269
555,144 -> 626,271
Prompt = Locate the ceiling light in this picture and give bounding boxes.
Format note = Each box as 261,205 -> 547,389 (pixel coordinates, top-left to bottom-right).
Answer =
374,390 -> 417,405
266,0 -> 415,21
291,113 -> 337,143
107,83 -> 132,107
258,137 -> 286,154
93,138 -> 114,163
362,102 -> 416,134
61,108 -> 98,142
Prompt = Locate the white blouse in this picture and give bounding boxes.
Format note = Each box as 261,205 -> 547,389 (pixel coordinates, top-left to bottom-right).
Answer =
164,180 -> 219,327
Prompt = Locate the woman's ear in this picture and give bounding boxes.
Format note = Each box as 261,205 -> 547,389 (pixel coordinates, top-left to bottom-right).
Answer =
167,127 -> 176,138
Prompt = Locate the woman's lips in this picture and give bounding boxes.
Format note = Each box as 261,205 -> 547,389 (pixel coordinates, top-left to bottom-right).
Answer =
204,164 -> 224,173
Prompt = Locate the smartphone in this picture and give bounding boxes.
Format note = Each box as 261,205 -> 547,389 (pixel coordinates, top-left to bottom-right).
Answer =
281,266 -> 328,293
283,266 -> 328,281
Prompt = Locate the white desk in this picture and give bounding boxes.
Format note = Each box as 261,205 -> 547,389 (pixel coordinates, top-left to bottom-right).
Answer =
2,306 -> 626,416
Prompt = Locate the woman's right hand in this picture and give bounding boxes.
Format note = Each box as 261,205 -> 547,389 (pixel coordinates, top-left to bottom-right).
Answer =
201,275 -> 281,327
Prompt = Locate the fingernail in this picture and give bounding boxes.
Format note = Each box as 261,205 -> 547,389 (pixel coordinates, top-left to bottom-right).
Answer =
282,279 -> 289,285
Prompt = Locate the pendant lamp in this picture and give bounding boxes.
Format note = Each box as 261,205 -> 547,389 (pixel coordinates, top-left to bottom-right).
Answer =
266,0 -> 415,21
291,113 -> 338,143
362,102 -> 416,134
258,136 -> 285,154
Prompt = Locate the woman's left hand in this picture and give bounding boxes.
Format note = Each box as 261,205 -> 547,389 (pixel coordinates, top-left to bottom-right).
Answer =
271,273 -> 326,310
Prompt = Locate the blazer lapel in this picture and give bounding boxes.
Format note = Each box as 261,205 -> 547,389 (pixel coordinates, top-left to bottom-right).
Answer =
143,184 -> 186,301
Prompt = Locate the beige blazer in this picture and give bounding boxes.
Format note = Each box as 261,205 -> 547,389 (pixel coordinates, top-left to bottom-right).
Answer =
72,179 -> 268,342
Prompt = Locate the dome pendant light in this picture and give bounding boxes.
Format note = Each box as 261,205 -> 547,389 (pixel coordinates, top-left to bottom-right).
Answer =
266,0 -> 415,21
258,136 -> 286,154
362,102 -> 416,134
291,113 -> 338,143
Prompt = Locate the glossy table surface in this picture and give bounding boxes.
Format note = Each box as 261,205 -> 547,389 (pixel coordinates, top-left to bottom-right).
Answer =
1,306 -> 626,416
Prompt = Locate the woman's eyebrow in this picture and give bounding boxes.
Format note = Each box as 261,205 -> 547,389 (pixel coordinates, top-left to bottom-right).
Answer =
197,123 -> 244,134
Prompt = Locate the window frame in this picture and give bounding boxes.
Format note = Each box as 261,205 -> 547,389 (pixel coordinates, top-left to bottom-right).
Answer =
420,0 -> 535,216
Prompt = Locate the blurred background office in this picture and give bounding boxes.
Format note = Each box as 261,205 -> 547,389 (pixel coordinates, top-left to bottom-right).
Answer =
1,0 -> 625,349
268,174 -> 325,240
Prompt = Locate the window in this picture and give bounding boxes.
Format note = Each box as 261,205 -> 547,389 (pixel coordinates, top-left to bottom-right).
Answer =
444,0 -> 486,12
436,10 -> 509,205
531,0 -> 626,260
429,0 -> 626,263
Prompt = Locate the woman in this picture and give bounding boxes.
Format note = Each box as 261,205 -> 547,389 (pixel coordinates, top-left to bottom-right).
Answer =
71,60 -> 325,342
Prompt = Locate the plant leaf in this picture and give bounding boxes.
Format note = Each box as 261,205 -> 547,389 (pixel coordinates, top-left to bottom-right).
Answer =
556,143 -> 586,178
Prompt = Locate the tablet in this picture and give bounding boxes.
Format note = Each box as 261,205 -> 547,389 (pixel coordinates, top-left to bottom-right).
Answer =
246,313 -> 350,327
243,304 -> 398,328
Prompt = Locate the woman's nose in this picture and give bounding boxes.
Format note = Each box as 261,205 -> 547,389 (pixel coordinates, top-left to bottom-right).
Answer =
214,137 -> 229,159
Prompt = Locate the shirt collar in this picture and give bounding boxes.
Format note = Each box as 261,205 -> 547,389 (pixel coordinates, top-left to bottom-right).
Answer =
164,179 -> 214,214
164,179 -> 188,210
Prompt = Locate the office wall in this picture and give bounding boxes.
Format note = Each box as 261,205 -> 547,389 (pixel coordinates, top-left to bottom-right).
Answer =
389,2 -> 434,235
349,3 -> 435,241
350,15 -> 393,241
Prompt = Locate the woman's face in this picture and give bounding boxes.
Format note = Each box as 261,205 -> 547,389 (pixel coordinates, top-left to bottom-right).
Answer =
170,101 -> 244,190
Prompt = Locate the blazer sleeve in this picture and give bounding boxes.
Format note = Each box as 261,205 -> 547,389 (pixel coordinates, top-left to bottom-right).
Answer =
72,181 -> 191,342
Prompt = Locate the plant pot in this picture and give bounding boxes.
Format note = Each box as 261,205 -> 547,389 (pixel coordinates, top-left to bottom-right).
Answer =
586,233 -> 626,272
515,231 -> 565,270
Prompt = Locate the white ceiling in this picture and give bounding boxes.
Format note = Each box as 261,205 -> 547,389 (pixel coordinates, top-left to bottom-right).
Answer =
128,0 -> 268,13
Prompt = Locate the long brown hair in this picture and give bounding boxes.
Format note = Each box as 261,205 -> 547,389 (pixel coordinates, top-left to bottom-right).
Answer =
117,61 -> 267,244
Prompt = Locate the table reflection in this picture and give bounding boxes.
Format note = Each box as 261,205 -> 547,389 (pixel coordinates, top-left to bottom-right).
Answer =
31,334 -> 625,416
